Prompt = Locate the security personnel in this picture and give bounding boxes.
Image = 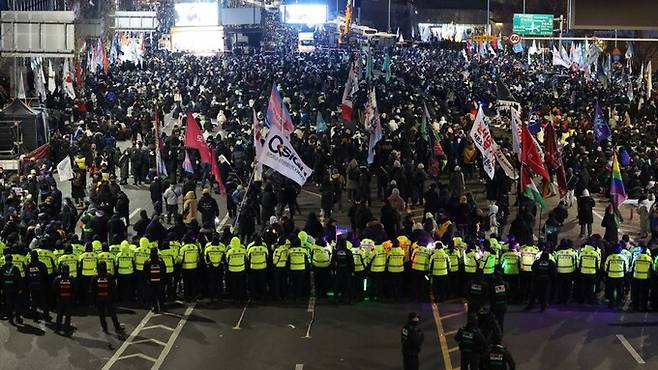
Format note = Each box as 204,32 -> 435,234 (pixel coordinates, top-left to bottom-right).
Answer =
331,237 -> 354,304
605,245 -> 628,309
428,243 -> 450,303
143,248 -> 166,313
369,241 -> 387,300
97,243 -> 116,276
410,241 -> 431,302
179,236 -> 200,302
34,243 -> 56,276
26,250 -> 50,321
159,242 -> 178,301
455,314 -> 487,370
447,243 -> 463,298
578,243 -> 601,304
225,237 -> 247,301
463,246 -> 480,288
57,246 -> 78,280
479,241 -> 498,281
483,338 -> 516,370
91,261 -> 123,333
490,272 -> 509,331
631,247 -> 652,312
519,243 -> 539,302
288,237 -> 309,299
0,254 -> 24,324
53,264 -> 75,334
401,312 -> 424,370
387,239 -> 406,301
133,237 -> 152,302
71,237 -> 85,258
247,234 -> 269,300
526,252 -> 556,312
272,238 -> 289,300
310,235 -> 332,298
349,240 -> 367,301
554,242 -> 578,305
500,244 -> 521,304
204,235 -> 226,302
79,243 -> 98,305
115,241 -> 135,302
92,239 -> 103,254
10,247 -> 27,278
109,236 -> 123,258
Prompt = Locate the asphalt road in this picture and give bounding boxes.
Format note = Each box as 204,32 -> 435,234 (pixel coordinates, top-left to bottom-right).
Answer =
0,112 -> 653,369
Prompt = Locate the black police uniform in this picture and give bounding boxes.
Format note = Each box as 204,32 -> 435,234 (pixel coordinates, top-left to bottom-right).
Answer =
483,344 -> 516,370
527,257 -> 556,311
53,273 -> 76,332
26,259 -> 50,320
0,262 -> 23,323
490,279 -> 509,331
92,273 -> 122,332
401,321 -> 424,370
332,247 -> 354,303
144,257 -> 166,312
455,324 -> 487,370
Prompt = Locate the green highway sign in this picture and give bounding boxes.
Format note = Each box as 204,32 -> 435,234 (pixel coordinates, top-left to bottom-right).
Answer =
513,13 -> 554,36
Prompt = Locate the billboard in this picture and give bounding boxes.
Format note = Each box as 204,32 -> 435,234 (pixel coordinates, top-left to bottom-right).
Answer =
175,3 -> 218,27
221,8 -> 261,26
571,0 -> 658,30
0,11 -> 75,57
512,13 -> 554,36
280,4 -> 327,25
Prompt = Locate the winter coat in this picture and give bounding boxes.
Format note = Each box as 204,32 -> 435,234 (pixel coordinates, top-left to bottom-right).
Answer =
183,191 -> 198,224
577,196 -> 595,225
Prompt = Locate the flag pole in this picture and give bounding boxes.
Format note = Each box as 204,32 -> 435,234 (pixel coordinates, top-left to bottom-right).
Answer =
233,167 -> 256,229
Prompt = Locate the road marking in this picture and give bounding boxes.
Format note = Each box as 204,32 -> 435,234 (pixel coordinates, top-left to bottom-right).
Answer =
617,334 -> 646,364
116,353 -> 157,362
445,329 -> 458,336
301,189 -> 321,198
448,347 -> 459,353
101,310 -> 156,370
132,338 -> 167,346
440,311 -> 466,320
216,213 -> 230,232
152,304 -> 196,369
233,300 -> 250,330
295,365 -> 304,370
430,291 -> 453,370
303,271 -> 316,339
129,208 -> 142,220
142,324 -> 174,332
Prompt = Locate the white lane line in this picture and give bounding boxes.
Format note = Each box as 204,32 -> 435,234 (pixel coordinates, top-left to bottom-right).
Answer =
152,303 -> 196,370
142,324 -> 174,332
617,334 -> 646,364
101,310 -> 156,370
116,353 -> 156,362
132,338 -> 167,346
129,208 -> 143,220
303,271 -> 316,339
233,300 -> 250,330
301,189 -> 321,198
295,364 -> 304,370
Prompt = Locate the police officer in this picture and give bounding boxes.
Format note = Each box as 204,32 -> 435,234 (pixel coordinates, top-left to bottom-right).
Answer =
91,261 -> 123,333
499,243 -> 521,304
483,337 -> 516,370
456,314 -> 487,370
519,243 -> 539,303
98,243 -> 116,276
467,269 -> 489,315
53,264 -> 75,334
554,240 -> 578,305
410,241 -> 430,302
490,272 -> 509,331
577,242 -> 601,304
159,241 -> 178,301
204,235 -> 225,302
631,246 -> 652,312
605,245 -> 628,309
526,252 -> 556,312
115,241 -> 136,302
349,240 -> 367,302
26,250 -> 50,321
401,312 -> 424,370
247,234 -> 269,300
310,235 -> 331,298
387,239 -> 405,301
134,237 -> 152,303
272,237 -> 289,300
463,245 -> 480,290
79,243 -> 98,305
447,242 -> 463,298
428,242 -> 450,303
225,237 -> 247,301
288,236 -> 309,300
0,254 -> 24,324
144,248 -> 166,313
332,237 -> 354,304
179,236 -> 200,302
368,241 -> 387,301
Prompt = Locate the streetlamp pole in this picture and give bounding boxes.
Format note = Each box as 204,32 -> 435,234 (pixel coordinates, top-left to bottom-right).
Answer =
523,0 -> 526,13
487,0 -> 491,35
388,0 -> 391,33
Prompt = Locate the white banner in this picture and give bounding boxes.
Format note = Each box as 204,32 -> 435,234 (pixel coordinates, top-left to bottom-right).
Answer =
258,124 -> 312,186
510,107 -> 522,160
494,145 -> 518,180
469,106 -> 496,180
57,156 -> 74,182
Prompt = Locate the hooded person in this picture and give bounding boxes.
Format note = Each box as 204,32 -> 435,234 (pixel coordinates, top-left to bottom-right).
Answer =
577,189 -> 595,238
183,191 -> 198,225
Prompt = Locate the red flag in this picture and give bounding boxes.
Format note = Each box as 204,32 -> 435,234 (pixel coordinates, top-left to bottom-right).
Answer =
75,61 -> 82,87
521,125 -> 550,180
184,112 -> 212,163
102,44 -> 109,74
544,122 -> 568,197
210,148 -> 225,194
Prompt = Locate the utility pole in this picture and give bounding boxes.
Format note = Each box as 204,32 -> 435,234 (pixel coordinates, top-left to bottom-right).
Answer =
486,0 -> 491,35
387,0 -> 391,33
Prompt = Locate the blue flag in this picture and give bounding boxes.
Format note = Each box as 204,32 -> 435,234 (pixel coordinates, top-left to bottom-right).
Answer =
620,148 -> 631,167
512,42 -> 524,54
316,111 -> 327,133
382,52 -> 392,82
593,101 -> 611,143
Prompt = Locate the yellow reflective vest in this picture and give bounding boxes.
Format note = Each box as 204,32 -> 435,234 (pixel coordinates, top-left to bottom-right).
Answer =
605,254 -> 627,278
247,243 -> 269,270
387,247 -> 405,273
429,248 -> 450,276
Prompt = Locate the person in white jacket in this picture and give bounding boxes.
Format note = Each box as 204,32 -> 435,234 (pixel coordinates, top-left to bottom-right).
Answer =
163,184 -> 180,224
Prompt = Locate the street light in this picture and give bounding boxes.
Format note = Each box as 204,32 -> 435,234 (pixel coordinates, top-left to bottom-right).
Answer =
387,0 -> 391,33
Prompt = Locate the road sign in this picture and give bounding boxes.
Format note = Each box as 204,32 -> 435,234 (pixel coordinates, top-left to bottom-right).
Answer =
513,13 -> 554,36
472,35 -> 495,43
509,33 -> 521,44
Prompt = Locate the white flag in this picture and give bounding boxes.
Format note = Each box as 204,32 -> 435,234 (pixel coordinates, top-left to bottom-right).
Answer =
647,60 -> 653,99
17,71 -> 26,99
252,108 -> 263,182
257,124 -> 312,186
34,61 -> 47,102
63,59 -> 76,99
469,106 -> 496,179
57,156 -> 74,182
47,60 -> 56,93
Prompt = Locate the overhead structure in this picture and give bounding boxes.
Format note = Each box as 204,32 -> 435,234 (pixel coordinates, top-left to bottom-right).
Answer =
111,11 -> 158,32
571,0 -> 658,30
0,11 -> 75,57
